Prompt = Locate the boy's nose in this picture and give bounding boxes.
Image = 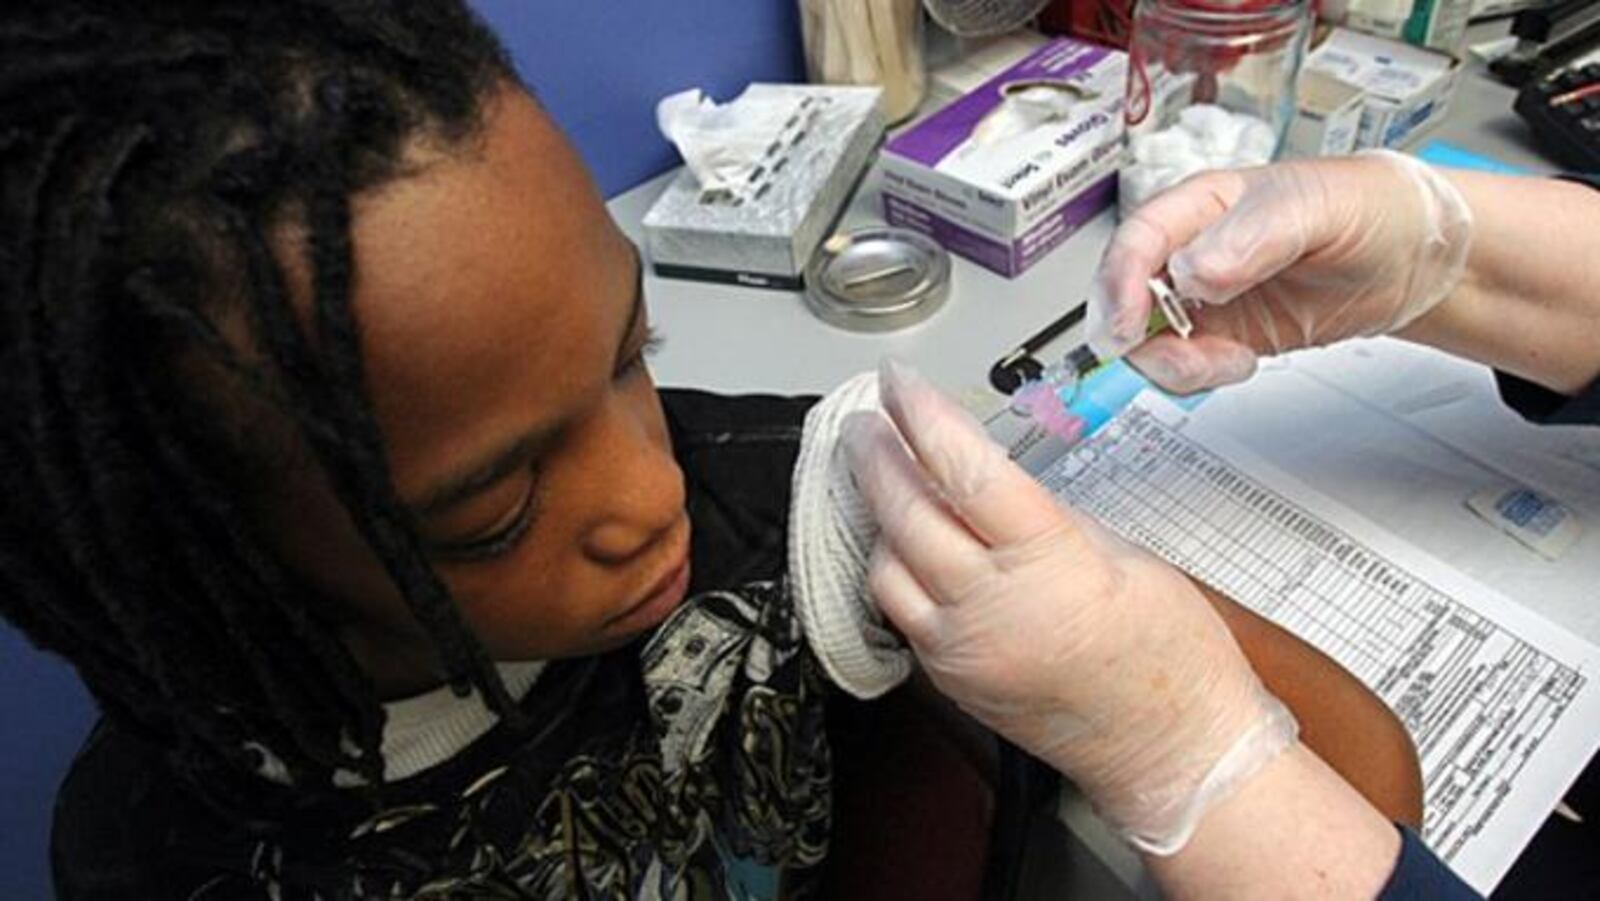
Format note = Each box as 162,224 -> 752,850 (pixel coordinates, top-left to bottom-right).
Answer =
581,399 -> 686,565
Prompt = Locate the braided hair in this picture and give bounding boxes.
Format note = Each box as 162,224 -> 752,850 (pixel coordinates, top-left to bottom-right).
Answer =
0,0 -> 523,796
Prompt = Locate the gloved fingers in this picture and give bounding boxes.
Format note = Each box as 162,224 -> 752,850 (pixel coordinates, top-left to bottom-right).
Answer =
841,410 -> 991,592
1180,287 -> 1298,357
877,359 -> 1078,549
1086,220 -> 1160,359
865,544 -> 941,649
1124,333 -> 1258,395
1167,170 -> 1316,308
1088,169 -> 1247,358
1192,273 -> 1379,355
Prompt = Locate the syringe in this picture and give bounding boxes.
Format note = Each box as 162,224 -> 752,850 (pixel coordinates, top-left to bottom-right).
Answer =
1012,274 -> 1196,420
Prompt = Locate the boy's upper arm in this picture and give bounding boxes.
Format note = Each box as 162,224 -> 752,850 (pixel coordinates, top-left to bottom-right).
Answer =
1198,581 -> 1425,828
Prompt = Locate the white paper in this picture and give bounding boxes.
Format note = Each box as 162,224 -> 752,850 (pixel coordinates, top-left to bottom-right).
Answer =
1015,390 -> 1600,892
1185,340 -> 1600,642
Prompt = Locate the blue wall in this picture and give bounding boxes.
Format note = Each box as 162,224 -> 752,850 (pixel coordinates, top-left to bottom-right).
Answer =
1,628 -> 94,900
2,5 -> 804,898
469,0 -> 808,198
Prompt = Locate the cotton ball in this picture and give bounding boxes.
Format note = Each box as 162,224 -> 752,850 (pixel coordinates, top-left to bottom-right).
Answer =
1161,145 -> 1208,181
1119,163 -> 1174,217
1119,154 -> 1207,217
1131,125 -> 1207,178
1120,164 -> 1171,203
1199,113 -> 1251,159
1176,104 -> 1241,155
1198,149 -> 1234,171
1121,106 -> 1276,219
1177,103 -> 1233,137
1130,128 -> 1195,166
1236,117 -> 1278,165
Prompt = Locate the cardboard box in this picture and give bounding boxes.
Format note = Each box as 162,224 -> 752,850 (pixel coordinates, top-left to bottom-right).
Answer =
879,38 -> 1125,278
1285,69 -> 1366,158
1305,27 -> 1461,150
642,85 -> 883,291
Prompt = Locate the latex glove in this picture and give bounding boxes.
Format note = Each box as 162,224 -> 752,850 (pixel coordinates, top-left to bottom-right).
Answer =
1087,150 -> 1474,394
842,360 -> 1297,854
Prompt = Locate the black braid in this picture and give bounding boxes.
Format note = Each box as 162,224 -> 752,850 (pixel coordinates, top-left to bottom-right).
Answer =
0,1 -> 519,798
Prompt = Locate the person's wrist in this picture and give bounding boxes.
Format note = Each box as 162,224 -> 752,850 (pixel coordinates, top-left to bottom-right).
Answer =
1054,669 -> 1293,852
1338,152 -> 1474,335
1400,168 -> 1600,394
1393,278 -> 1481,351
1150,742 -> 1403,898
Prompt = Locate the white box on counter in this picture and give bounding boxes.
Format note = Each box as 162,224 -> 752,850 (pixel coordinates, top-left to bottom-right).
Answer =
1305,27 -> 1461,150
1285,69 -> 1367,158
879,38 -> 1126,278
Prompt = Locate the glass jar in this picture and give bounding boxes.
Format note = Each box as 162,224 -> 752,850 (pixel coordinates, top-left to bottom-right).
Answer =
1119,0 -> 1311,215
798,0 -> 928,124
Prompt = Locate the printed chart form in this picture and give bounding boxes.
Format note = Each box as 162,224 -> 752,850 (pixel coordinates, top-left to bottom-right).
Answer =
1030,395 -> 1600,892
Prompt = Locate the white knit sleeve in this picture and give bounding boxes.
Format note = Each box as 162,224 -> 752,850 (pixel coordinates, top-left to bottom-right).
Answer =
787,372 -> 913,699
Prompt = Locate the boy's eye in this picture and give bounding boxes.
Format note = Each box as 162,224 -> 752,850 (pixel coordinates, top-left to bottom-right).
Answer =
428,481 -> 539,563
428,328 -> 660,563
617,328 -> 663,378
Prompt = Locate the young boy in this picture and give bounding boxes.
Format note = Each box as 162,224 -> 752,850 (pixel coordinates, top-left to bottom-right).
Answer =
2,3 -> 1418,898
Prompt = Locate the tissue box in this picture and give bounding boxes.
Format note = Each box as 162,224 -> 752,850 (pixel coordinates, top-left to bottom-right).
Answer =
1305,28 -> 1461,151
879,38 -> 1125,279
642,84 -> 884,291
1284,70 -> 1366,158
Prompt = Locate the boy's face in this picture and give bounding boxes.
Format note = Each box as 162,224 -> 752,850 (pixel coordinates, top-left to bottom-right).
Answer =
260,88 -> 690,697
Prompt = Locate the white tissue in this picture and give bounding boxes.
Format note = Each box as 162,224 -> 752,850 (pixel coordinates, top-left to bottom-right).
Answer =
1119,104 -> 1278,218
656,88 -> 807,201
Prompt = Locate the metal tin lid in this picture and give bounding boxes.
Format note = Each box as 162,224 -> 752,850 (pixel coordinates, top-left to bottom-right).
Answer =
804,227 -> 951,332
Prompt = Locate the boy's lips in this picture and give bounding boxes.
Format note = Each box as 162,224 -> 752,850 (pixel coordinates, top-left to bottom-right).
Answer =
606,555 -> 691,635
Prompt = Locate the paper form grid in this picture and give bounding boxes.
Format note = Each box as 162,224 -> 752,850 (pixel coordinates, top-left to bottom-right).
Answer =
1032,402 -> 1597,886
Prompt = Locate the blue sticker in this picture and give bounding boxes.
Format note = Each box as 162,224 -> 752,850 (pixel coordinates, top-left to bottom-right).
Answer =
1059,359 -> 1209,437
1416,141 -> 1529,176
1494,488 -> 1564,537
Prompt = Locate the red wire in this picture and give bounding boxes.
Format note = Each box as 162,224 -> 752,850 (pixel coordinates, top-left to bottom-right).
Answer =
1552,82 -> 1600,107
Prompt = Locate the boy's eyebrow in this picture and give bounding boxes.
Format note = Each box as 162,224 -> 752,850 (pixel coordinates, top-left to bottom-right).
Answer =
409,249 -> 645,519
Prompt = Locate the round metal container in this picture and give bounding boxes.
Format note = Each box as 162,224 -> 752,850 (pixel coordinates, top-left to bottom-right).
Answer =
803,227 -> 950,332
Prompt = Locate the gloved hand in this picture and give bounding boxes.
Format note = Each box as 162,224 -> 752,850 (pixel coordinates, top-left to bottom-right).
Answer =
1087,150 -> 1475,394
843,360 -> 1297,854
